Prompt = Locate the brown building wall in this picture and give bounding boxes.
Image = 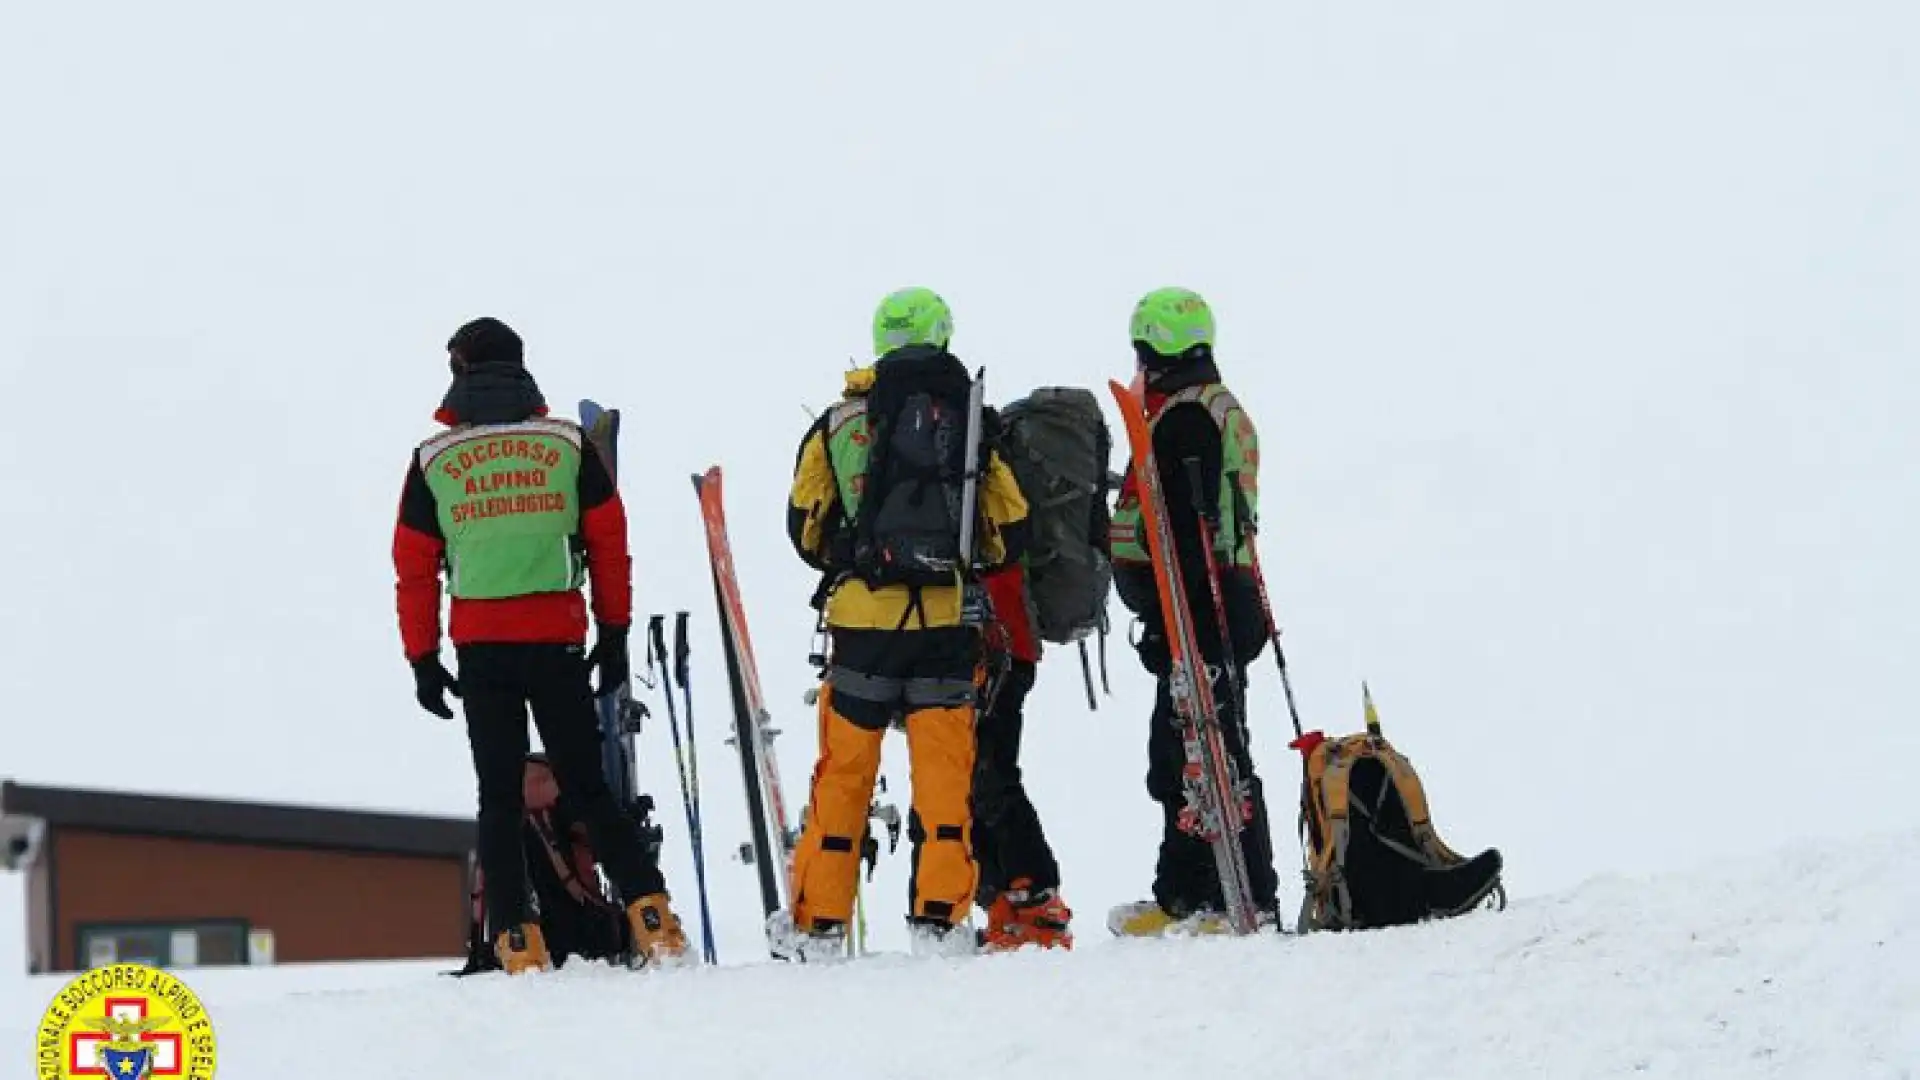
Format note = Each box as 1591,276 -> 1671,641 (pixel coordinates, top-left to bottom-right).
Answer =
50,829 -> 468,971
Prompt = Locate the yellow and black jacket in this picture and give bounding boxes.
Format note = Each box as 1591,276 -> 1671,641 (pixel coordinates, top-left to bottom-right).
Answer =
788,349 -> 1030,632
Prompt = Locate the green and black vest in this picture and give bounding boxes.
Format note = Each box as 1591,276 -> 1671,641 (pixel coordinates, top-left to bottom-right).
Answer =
1110,383 -> 1260,569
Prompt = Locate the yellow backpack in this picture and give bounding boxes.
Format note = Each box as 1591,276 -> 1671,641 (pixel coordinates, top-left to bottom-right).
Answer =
1292,688 -> 1506,933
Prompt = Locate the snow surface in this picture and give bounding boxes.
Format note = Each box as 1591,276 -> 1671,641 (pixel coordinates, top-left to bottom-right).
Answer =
2,0 -> 1917,1009
5,830 -> 1916,1078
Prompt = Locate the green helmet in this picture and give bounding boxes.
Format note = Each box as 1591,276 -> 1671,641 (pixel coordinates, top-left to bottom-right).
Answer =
1130,287 -> 1216,358
872,287 -> 954,356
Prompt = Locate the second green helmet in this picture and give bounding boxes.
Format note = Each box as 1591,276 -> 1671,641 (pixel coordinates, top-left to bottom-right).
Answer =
872,287 -> 954,356
1131,287 -> 1216,358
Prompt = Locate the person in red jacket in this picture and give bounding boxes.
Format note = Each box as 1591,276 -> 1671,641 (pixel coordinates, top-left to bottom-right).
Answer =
393,316 -> 688,975
973,563 -> 1073,949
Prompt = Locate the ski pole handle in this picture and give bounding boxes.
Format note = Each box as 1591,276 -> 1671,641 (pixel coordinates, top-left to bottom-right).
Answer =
673,611 -> 691,689
1182,457 -> 1218,524
647,614 -> 669,684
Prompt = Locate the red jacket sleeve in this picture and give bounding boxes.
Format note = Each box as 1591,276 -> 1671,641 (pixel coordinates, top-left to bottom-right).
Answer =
982,564 -> 1041,663
393,457 -> 446,661
578,439 -> 632,629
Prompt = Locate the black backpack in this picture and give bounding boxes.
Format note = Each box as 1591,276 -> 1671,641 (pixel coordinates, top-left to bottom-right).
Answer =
997,388 -> 1113,644
852,348 -> 979,588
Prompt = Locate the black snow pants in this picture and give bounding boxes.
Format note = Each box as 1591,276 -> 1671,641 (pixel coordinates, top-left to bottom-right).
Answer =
972,658 -> 1061,901
1140,629 -> 1281,918
457,642 -> 665,935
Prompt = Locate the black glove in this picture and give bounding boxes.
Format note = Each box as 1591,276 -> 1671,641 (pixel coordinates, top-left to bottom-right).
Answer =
586,623 -> 631,697
411,653 -> 462,720
1134,623 -> 1171,678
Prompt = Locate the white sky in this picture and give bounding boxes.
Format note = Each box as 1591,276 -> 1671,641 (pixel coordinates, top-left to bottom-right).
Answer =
2,0 -> 1914,968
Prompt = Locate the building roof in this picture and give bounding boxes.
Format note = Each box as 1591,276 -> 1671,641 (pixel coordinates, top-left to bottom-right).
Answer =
0,780 -> 474,860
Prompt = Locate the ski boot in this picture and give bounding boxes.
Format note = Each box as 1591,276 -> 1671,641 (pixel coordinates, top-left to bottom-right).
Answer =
767,910 -> 851,963
494,923 -> 551,975
1109,897 -> 1279,938
980,879 -> 1073,952
625,893 -> 692,969
907,915 -> 978,959
1108,900 -> 1221,938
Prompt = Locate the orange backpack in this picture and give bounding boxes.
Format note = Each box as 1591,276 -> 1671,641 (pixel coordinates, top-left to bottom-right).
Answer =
1292,689 -> 1506,933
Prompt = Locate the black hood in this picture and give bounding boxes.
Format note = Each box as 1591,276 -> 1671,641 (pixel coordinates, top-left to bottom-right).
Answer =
1137,342 -> 1221,394
437,316 -> 548,425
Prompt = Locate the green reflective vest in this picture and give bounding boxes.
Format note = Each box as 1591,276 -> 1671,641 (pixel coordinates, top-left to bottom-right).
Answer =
1110,383 -> 1260,568
417,418 -> 586,599
825,397 -> 873,517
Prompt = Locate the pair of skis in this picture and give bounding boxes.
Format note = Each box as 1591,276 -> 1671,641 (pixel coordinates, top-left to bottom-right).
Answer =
578,401 -> 656,826
693,466 -> 803,948
699,467 -> 912,958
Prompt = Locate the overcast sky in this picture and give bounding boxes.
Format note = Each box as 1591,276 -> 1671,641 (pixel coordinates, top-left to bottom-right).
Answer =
2,0 -> 1914,970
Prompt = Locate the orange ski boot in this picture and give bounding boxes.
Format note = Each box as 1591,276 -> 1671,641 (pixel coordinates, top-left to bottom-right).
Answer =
494,922 -> 551,975
626,892 -> 692,969
982,879 -> 1074,952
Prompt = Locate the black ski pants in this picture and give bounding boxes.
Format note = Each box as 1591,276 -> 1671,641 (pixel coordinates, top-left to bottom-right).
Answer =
972,658 -> 1061,900
1143,661 -> 1281,917
456,642 -> 664,934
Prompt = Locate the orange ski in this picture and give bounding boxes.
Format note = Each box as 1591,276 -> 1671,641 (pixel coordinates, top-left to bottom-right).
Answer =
693,466 -> 797,926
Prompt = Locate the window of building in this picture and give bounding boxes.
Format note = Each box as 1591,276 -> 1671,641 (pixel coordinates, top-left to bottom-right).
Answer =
77,920 -> 251,970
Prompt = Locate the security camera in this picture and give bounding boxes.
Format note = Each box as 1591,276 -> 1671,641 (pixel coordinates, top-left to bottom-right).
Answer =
0,816 -> 44,873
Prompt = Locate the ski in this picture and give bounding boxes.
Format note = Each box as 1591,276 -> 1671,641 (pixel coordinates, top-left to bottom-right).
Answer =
578,400 -> 650,824
1106,380 -> 1261,935
692,465 -> 798,940
956,366 -> 986,566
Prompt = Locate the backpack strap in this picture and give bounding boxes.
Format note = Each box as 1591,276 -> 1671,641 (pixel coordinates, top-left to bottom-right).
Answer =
1305,737 -> 1361,930
1375,743 -> 1474,867
530,812 -> 618,911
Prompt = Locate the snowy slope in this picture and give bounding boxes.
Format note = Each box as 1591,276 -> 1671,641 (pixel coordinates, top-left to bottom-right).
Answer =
8,831 -> 1916,1079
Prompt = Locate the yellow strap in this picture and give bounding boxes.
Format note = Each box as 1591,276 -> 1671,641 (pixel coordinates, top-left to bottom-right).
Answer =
1308,733 -> 1473,871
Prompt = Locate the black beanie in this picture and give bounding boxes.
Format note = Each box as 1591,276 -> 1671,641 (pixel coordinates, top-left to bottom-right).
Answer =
447,317 -> 524,368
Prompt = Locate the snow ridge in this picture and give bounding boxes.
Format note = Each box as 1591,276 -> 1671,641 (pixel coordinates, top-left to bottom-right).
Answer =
10,829 -> 1912,1079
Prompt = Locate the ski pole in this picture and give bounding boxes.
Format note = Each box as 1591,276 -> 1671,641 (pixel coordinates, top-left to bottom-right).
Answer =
1182,458 -> 1249,730
671,611 -> 718,964
1227,475 -> 1321,901
1229,474 -> 1305,742
1182,457 -> 1256,803
1097,621 -> 1111,695
649,615 -> 718,965
1181,457 -> 1261,934
853,874 -> 866,957
1077,641 -> 1098,710
854,793 -> 900,957
673,612 -> 706,844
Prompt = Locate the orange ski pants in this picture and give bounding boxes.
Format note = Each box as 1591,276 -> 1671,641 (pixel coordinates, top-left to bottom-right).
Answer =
790,627 -> 980,931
